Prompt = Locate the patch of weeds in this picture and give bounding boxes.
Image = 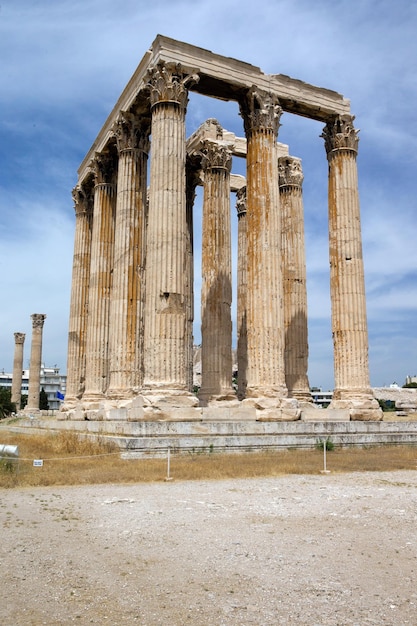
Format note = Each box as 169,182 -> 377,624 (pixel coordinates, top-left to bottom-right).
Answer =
0,457 -> 16,473
316,438 -> 335,451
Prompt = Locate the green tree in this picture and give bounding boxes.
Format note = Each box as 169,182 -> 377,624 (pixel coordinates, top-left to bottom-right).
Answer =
0,387 -> 16,419
403,382 -> 417,388
39,387 -> 49,410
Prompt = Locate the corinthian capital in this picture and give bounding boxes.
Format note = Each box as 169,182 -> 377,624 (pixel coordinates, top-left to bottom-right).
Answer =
14,332 -> 25,344
200,141 -> 232,172
113,111 -> 151,153
321,114 -> 359,159
240,86 -> 282,137
72,184 -> 93,217
147,62 -> 199,111
236,186 -> 247,218
90,150 -> 117,185
278,156 -> 304,188
31,313 -> 46,329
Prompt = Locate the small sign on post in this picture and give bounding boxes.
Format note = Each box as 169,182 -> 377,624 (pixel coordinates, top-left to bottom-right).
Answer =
33,459 -> 44,467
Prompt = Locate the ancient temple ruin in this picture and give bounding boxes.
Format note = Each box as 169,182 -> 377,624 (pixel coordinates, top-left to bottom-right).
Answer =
62,35 -> 382,422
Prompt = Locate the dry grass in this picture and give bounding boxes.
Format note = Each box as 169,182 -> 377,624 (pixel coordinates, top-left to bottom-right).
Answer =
0,429 -> 416,488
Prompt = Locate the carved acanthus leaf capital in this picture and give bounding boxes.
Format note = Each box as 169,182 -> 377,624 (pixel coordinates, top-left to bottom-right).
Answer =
200,141 -> 232,172
14,332 -> 25,344
113,111 -> 150,153
236,186 -> 247,218
240,86 -> 282,137
72,184 -> 93,216
278,156 -> 304,188
89,150 -> 117,185
31,314 -> 46,329
321,114 -> 359,159
147,62 -> 199,111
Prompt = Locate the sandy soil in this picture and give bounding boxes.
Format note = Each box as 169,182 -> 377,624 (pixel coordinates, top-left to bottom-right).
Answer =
1,471 -> 417,625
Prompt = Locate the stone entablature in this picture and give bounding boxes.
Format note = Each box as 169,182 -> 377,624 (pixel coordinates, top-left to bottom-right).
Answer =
63,36 -> 381,422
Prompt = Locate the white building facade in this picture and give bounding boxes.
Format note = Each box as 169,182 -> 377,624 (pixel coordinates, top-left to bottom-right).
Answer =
0,365 -> 66,412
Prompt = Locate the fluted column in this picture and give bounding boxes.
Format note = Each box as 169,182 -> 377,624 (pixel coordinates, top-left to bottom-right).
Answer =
185,162 -> 200,392
84,150 -> 117,401
322,114 -> 381,420
199,141 -> 235,404
11,332 -> 25,410
142,62 -> 198,400
236,186 -> 248,400
107,112 -> 150,397
278,156 -> 312,402
26,314 -> 46,412
240,88 -> 298,417
64,183 -> 93,404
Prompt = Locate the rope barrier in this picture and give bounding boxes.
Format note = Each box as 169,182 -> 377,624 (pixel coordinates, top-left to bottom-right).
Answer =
0,451 -> 121,462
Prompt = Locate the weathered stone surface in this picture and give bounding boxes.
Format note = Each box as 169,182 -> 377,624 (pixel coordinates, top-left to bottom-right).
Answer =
11,332 -> 25,410
26,314 -> 46,413
61,37 -> 379,425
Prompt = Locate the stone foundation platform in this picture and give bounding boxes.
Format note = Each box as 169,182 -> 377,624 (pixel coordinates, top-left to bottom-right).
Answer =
4,412 -> 417,458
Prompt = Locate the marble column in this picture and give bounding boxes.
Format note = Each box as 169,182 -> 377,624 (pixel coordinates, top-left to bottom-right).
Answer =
11,332 -> 25,410
322,114 -> 381,420
278,156 -> 312,402
240,87 -> 298,418
64,183 -> 93,404
236,186 -> 248,400
142,62 -> 198,403
199,141 -> 235,404
83,150 -> 117,402
107,112 -> 150,397
26,314 -> 46,412
185,162 -> 200,392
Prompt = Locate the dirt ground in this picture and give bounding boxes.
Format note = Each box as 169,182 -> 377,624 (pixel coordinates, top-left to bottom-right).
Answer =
1,471 -> 417,625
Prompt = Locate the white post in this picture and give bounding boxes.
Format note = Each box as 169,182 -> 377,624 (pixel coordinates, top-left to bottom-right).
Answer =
165,446 -> 173,481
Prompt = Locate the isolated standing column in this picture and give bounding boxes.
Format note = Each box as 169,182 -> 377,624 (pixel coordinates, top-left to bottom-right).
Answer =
26,314 -> 46,412
278,156 -> 311,402
11,332 -> 25,410
199,141 -> 234,404
322,114 -> 381,419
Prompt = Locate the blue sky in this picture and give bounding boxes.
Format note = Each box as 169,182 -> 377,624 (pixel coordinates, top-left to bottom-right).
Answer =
1,0 -> 416,390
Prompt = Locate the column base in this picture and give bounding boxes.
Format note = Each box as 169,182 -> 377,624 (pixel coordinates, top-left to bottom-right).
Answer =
140,389 -> 201,421
22,407 -> 41,416
290,389 -> 313,403
329,390 -> 383,421
106,388 -> 135,401
198,388 -> 238,407
242,392 -> 301,421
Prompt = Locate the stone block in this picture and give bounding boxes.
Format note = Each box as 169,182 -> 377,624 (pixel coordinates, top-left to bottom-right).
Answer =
302,407 -> 350,422
107,407 -> 128,421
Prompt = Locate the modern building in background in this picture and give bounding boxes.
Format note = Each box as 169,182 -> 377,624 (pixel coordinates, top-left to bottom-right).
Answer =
0,365 -> 66,412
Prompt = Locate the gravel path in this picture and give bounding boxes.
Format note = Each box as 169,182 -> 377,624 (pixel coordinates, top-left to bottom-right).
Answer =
1,471 -> 417,625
